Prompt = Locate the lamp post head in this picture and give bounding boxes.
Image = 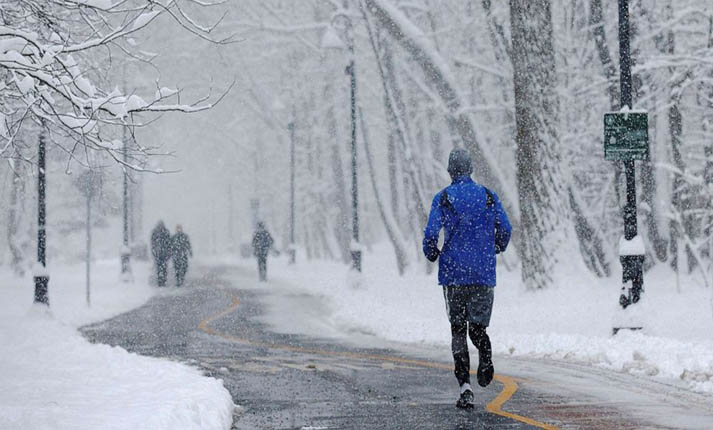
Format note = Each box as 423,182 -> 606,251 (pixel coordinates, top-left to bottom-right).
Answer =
320,24 -> 346,51
272,97 -> 286,113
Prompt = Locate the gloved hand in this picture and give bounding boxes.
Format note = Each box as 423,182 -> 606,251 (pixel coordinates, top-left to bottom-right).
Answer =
425,248 -> 440,262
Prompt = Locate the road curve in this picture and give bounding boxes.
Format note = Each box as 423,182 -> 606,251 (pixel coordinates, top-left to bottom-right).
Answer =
81,264 -> 713,429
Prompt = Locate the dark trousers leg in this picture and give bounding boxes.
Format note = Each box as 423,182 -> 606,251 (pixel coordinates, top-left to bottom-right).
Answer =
469,324 -> 492,365
157,260 -> 167,287
451,321 -> 470,386
175,263 -> 186,287
258,257 -> 267,281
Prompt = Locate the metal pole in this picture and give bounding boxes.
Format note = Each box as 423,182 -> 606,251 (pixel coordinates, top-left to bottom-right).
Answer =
86,194 -> 91,307
121,126 -> 132,278
211,199 -> 216,255
128,174 -> 134,244
228,184 -> 235,253
137,170 -> 144,240
619,0 -> 633,112
121,60 -> 132,278
706,16 -> 713,263
349,57 -> 361,272
34,126 -> 49,305
618,0 -> 643,307
288,121 -> 296,264
619,0 -> 637,241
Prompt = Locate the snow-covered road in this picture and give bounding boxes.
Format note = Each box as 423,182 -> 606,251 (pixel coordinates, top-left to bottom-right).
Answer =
82,263 -> 713,429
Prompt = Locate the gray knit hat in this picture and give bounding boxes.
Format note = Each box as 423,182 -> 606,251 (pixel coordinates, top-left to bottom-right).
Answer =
447,148 -> 472,179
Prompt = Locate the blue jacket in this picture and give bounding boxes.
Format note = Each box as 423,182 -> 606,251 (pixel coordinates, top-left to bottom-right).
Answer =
423,176 -> 512,287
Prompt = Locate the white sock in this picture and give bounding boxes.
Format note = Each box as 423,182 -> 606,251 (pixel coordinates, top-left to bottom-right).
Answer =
460,383 -> 472,394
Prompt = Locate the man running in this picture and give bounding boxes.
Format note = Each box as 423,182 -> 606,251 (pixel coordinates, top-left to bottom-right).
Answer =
423,148 -> 512,409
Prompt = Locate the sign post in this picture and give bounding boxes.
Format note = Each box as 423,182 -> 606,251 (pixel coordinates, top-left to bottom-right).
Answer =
604,112 -> 649,161
609,0 -> 647,334
604,111 -> 648,320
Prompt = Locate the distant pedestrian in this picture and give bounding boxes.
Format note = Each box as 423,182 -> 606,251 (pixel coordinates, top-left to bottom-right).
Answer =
423,149 -> 512,409
150,221 -> 171,287
252,222 -> 274,282
171,225 -> 193,287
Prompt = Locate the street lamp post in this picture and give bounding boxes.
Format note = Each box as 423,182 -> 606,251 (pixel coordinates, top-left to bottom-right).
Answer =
128,157 -> 147,260
288,121 -> 296,264
120,61 -> 133,280
120,125 -> 132,280
322,13 -> 361,272
34,125 -> 49,305
75,169 -> 101,307
347,57 -> 361,272
228,184 -> 235,253
273,96 -> 298,264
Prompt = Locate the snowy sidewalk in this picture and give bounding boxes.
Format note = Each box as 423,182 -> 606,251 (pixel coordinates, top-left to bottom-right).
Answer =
0,261 -> 233,430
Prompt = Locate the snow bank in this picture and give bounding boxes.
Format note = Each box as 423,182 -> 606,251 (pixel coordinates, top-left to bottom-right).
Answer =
257,244 -> 713,395
0,260 -> 234,430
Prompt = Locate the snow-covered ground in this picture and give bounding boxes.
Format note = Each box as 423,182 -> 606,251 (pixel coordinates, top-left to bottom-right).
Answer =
236,244 -> 713,395
0,260 -> 233,430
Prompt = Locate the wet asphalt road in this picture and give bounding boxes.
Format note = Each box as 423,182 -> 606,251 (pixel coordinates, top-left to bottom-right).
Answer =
80,265 -> 712,429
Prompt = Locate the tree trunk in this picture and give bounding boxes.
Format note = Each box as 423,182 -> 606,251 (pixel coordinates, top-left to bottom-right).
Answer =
669,70 -> 682,271
637,1 -> 668,263
704,16 -> 713,269
481,0 -> 512,60
510,0 -> 568,289
362,9 -> 429,232
588,0 -> 626,217
641,100 -> 667,262
589,0 -> 619,108
7,163 -> 25,276
483,0 -> 610,277
569,189 -> 610,277
380,35 -> 408,229
666,24 -> 697,274
359,106 -> 410,274
326,98 -> 351,263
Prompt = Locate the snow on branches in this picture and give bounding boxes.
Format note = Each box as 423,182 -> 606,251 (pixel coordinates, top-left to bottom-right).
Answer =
0,0 -> 234,169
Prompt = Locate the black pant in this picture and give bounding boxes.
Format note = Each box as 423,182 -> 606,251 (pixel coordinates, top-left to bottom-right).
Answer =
443,285 -> 494,386
257,256 -> 267,281
156,259 -> 168,287
174,258 -> 188,287
451,322 -> 491,386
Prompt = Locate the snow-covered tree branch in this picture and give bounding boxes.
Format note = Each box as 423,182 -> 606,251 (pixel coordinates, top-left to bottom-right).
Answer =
0,0 -> 233,167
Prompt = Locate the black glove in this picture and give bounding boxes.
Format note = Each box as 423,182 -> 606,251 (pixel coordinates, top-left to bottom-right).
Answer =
426,248 -> 440,262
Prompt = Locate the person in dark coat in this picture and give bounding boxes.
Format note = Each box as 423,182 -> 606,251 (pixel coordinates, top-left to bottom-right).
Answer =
150,221 -> 171,287
252,222 -> 274,282
423,148 -> 512,409
171,224 -> 193,287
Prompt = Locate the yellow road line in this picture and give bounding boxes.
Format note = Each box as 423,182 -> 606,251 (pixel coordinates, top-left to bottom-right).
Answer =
487,374 -> 559,430
197,297 -> 239,335
198,295 -> 559,430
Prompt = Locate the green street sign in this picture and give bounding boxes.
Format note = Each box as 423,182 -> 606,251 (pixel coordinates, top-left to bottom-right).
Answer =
604,112 -> 649,161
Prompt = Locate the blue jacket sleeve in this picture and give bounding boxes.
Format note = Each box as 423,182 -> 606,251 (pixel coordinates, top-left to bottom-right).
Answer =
423,193 -> 443,262
493,192 -> 512,254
